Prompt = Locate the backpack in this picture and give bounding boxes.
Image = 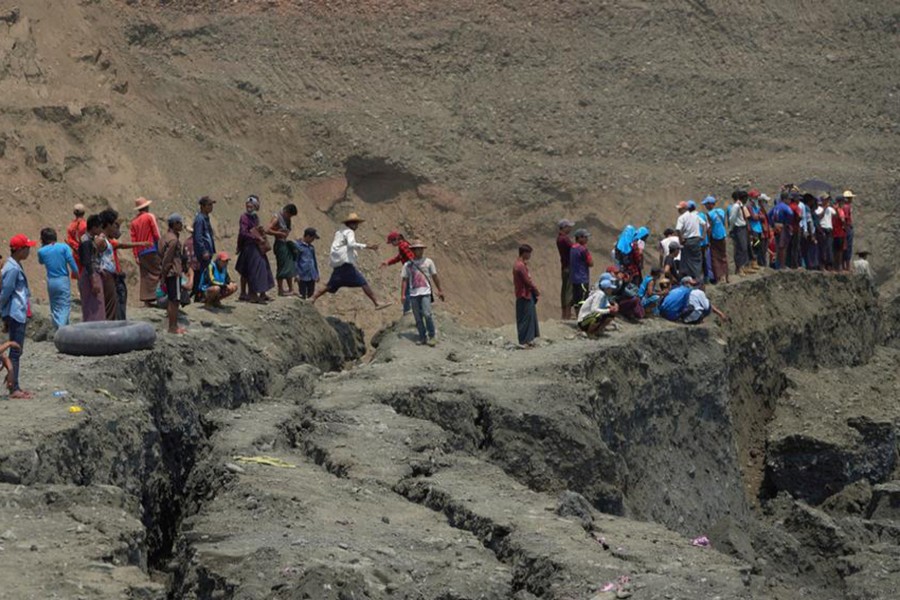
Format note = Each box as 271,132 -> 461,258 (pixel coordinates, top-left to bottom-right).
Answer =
659,285 -> 692,321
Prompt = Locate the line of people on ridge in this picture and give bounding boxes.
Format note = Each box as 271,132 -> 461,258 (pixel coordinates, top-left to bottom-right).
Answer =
0,196 -> 449,398
511,184 -> 872,347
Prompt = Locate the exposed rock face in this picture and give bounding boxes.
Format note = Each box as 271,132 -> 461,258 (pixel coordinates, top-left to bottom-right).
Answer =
1,273 -> 897,599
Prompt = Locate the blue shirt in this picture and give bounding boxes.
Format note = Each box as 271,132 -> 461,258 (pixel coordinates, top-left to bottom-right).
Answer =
697,212 -> 709,247
772,201 -> 794,225
38,243 -> 78,279
192,212 -> 216,259
0,257 -> 30,324
199,261 -> 230,292
638,275 -> 654,298
569,244 -> 591,285
295,240 -> 319,281
798,202 -> 813,235
748,204 -> 764,234
707,208 -> 727,240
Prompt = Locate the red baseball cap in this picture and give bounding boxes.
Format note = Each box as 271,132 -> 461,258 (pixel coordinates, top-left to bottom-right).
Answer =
9,234 -> 37,251
675,201 -> 689,210
216,251 -> 230,261
748,188 -> 760,199
386,231 -> 401,243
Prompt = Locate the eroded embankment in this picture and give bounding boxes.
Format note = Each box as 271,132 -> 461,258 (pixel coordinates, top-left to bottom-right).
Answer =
0,302 -> 363,597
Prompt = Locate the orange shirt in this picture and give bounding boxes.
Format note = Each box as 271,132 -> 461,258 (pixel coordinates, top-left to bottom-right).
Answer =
66,218 -> 86,254
129,211 -> 160,258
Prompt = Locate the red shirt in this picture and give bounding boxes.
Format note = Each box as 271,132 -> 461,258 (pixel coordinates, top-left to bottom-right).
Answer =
385,240 -> 415,266
66,218 -> 86,255
110,239 -> 122,273
833,207 -> 846,239
129,211 -> 160,258
556,233 -> 573,268
843,204 -> 853,228
513,258 -> 537,300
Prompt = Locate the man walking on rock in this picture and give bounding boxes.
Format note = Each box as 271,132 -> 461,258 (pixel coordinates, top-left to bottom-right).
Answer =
311,213 -> 391,310
400,240 -> 444,346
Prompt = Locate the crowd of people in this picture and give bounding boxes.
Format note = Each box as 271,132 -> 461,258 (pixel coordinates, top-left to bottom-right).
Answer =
0,195 -> 451,398
513,185 -> 872,347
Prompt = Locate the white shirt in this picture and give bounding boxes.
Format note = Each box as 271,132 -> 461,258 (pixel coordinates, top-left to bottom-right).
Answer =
687,288 -> 710,313
659,235 -> 680,261
852,259 -> 873,281
329,227 -> 368,267
816,206 -> 836,230
401,258 -> 437,297
577,289 -> 612,324
728,202 -> 747,228
676,211 -> 702,239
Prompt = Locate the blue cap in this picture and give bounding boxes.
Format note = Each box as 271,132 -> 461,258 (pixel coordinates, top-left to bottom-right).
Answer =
687,200 -> 697,210
701,195 -> 716,205
600,279 -> 616,290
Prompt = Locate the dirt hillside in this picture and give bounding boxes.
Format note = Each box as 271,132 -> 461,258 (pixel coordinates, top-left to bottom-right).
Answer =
0,0 -> 897,334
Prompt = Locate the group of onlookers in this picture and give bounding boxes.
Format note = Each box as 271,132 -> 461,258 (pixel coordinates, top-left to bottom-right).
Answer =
512,184 -> 871,347
0,194 -> 453,398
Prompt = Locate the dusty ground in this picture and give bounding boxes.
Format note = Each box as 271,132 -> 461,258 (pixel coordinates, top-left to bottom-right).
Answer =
0,1 -> 899,598
1,272 -> 898,599
0,0 -> 898,338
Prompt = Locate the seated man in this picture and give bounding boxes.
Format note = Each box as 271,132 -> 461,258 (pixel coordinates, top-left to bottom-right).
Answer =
660,276 -> 727,324
577,279 -> 619,337
200,252 -> 238,307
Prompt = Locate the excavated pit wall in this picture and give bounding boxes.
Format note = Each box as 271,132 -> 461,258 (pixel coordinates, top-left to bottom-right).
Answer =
373,273 -> 881,538
0,303 -> 364,575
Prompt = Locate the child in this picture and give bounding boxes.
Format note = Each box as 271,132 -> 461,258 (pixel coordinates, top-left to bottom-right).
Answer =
78,214 -> 106,322
294,227 -> 320,299
37,227 -> 79,328
638,268 -> 662,312
853,251 -> 873,283
400,240 -> 444,346
1,234 -> 37,398
0,340 -> 19,392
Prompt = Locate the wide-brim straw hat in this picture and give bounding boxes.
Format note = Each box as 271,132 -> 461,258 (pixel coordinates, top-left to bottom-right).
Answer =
134,197 -> 152,210
409,239 -> 427,249
343,212 -> 365,223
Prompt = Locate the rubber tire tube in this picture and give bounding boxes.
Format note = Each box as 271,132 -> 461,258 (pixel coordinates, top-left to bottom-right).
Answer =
54,321 -> 157,356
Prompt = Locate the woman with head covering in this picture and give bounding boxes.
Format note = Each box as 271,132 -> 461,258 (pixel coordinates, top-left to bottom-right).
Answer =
267,203 -> 300,296
235,195 -> 275,303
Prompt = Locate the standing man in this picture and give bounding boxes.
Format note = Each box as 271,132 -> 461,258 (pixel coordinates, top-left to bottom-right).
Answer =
160,214 -> 187,334
727,191 -> 750,275
400,240 -> 445,346
703,196 -> 729,284
568,228 -> 593,310
556,219 -> 575,320
842,190 -> 856,271
311,213 -> 391,309
192,196 -> 216,301
1,234 -> 36,399
66,203 -> 87,276
676,200 -> 703,282
513,244 -> 540,348
130,197 -> 162,307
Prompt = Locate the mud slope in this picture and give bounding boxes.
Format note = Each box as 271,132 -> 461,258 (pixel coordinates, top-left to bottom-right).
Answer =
0,0 -> 898,335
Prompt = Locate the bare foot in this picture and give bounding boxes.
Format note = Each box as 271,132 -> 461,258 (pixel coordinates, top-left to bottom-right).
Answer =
10,389 -> 33,399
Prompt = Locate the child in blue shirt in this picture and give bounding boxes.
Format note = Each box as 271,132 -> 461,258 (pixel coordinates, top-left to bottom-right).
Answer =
294,227 -> 320,299
1,234 -> 37,398
37,227 -> 79,328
